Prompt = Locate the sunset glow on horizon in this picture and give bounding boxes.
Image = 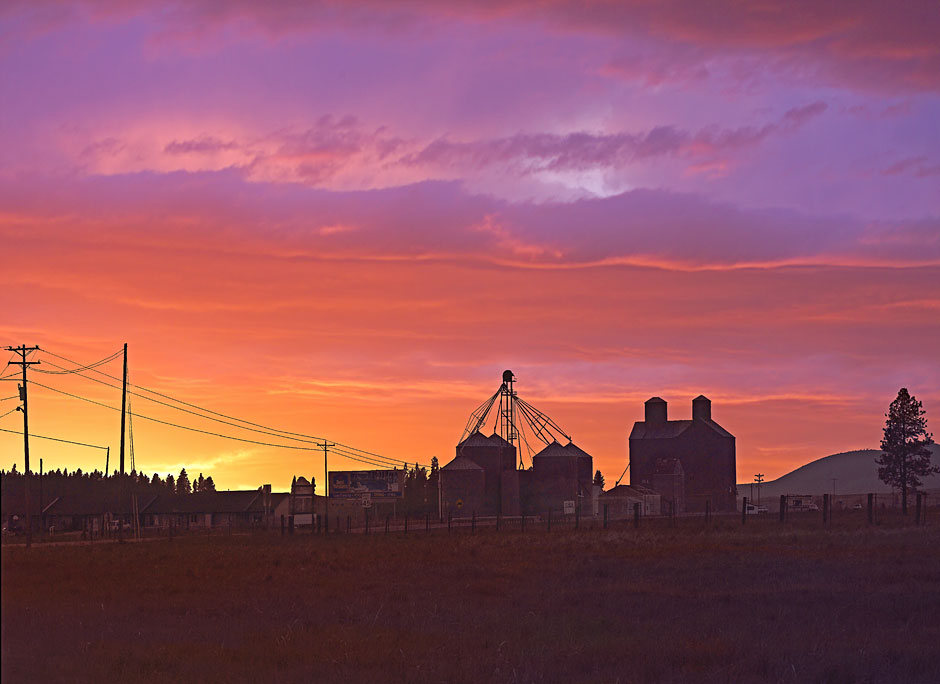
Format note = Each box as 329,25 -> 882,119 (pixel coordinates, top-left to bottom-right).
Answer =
2,1 -> 939,491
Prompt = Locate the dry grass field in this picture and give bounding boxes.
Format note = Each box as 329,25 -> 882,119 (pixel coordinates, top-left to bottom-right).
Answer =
3,514 -> 939,684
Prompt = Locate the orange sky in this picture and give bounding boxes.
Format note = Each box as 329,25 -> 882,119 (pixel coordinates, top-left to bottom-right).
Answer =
2,2 -> 939,489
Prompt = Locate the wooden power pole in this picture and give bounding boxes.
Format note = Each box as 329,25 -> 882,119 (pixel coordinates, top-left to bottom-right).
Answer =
119,343 -> 127,475
6,345 -> 40,549
318,441 -> 335,531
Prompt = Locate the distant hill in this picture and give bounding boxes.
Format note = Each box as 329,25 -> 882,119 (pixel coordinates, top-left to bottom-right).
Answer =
738,444 -> 940,497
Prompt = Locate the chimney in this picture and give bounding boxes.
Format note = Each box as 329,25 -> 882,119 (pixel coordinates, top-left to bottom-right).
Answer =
644,397 -> 667,425
692,395 -> 711,421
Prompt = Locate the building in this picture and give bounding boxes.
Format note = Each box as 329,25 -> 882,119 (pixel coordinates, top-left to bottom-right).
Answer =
440,431 -> 595,517
599,484 -> 661,518
629,395 -> 736,512
290,476 -> 316,525
147,488 -> 288,529
528,441 -> 594,514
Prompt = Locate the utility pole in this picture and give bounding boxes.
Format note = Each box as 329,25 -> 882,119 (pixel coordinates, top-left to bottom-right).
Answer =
754,473 -> 764,506
120,343 -> 127,475
6,345 -> 40,549
317,441 -> 335,530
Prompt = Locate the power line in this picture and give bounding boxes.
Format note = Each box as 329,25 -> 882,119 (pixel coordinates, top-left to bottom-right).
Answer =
33,348 -> 122,375
28,380 -> 402,469
0,427 -> 107,450
39,349 -> 425,468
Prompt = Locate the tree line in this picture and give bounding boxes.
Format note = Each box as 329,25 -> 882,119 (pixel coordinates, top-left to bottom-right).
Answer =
0,465 -> 217,501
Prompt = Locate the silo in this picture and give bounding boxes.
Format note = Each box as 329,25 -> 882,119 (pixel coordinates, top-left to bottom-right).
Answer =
456,430 -> 517,515
440,456 -> 485,517
531,441 -> 579,513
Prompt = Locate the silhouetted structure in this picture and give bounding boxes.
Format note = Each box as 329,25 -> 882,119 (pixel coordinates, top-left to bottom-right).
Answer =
630,395 -> 736,512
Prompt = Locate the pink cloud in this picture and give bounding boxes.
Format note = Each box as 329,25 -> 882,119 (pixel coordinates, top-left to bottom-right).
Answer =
404,103 -> 826,176
6,1 -> 937,93
882,156 -> 940,178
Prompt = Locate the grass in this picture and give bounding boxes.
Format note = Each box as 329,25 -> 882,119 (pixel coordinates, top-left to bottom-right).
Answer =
2,514 -> 939,683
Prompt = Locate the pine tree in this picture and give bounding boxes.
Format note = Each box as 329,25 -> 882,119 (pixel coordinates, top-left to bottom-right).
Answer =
203,476 -> 216,492
593,469 -> 605,489
177,469 -> 191,495
194,473 -> 205,494
165,474 -> 175,493
877,388 -> 936,514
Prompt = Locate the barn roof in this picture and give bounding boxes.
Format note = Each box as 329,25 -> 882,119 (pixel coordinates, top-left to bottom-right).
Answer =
630,418 -> 733,440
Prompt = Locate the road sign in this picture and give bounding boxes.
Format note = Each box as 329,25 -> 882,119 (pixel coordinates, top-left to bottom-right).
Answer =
563,500 -> 575,515
361,494 -> 372,508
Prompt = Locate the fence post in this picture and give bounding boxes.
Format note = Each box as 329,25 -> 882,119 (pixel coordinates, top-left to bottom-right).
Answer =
404,516 -> 408,535
288,515 -> 294,534
867,493 -> 874,525
365,510 -> 370,535
547,508 -> 552,532
346,515 -> 350,533
705,499 -> 711,526
823,494 -> 829,526
447,510 -> 452,532
521,513 -> 526,532
779,495 -> 786,523
633,502 -> 640,528
426,513 -> 430,533
471,511 -> 476,534
603,504 -> 609,530
916,493 -> 923,526
742,496 -> 747,525
385,514 -> 390,535
496,512 -> 500,532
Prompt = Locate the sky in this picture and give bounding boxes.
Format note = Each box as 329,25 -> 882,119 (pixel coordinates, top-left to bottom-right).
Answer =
2,0 -> 939,490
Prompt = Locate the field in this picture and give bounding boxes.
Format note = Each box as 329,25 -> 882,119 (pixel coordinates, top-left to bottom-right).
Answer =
3,514 -> 939,683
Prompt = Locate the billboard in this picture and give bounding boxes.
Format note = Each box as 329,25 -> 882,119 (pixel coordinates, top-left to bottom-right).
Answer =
328,469 -> 404,499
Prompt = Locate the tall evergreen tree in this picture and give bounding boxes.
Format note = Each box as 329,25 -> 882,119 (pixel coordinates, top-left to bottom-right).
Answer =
203,476 -> 216,492
877,388 -> 936,514
593,469 -> 605,489
177,469 -> 191,495
165,473 -> 175,493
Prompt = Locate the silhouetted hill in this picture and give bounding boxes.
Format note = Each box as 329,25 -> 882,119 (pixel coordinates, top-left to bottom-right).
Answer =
738,444 -> 940,497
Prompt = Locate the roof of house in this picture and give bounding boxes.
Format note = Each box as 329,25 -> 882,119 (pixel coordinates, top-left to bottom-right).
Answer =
149,490 -> 262,514
600,484 -> 659,498
442,456 -> 485,471
247,492 -> 289,512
